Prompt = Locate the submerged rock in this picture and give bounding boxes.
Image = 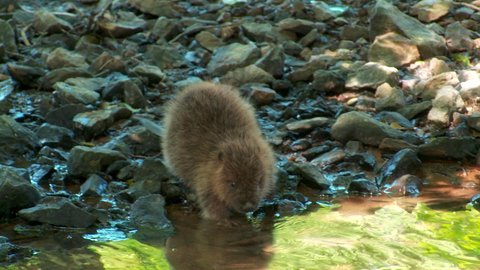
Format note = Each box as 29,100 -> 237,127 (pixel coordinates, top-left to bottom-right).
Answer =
0,236 -> 33,263
130,194 -> 174,238
383,174 -> 423,196
18,197 -> 97,228
80,174 -> 108,197
0,165 -> 41,219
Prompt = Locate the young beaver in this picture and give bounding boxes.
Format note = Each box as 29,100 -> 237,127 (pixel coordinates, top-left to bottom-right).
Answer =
162,82 -> 276,221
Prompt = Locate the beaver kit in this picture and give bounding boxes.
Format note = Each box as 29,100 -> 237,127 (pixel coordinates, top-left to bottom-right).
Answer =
162,82 -> 276,222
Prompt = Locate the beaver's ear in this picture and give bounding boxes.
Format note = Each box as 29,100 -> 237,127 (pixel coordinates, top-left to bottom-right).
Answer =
218,151 -> 223,161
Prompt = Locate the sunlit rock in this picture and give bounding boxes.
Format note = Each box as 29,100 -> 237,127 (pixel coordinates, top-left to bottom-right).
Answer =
207,43 -> 261,76
368,32 -> 420,67
411,0 -> 452,22
414,71 -> 459,100
345,62 -> 399,90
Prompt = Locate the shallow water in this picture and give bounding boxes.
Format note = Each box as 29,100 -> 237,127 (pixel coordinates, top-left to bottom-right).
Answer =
4,162 -> 480,270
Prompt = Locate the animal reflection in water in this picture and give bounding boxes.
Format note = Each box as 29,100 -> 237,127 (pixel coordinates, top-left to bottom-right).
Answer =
165,209 -> 274,270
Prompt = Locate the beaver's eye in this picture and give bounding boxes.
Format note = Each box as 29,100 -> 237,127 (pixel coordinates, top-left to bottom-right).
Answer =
230,182 -> 236,188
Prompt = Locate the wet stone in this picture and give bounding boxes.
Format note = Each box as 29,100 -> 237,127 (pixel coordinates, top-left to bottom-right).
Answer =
287,56 -> 330,82
339,25 -> 369,41
331,111 -> 407,146
289,138 -> 312,152
368,32 -> 420,67
32,9 -> 73,35
276,199 -> 307,216
131,64 -> 166,84
345,62 -> 399,90
45,104 -> 88,130
302,144 -> 334,160
128,0 -> 180,17
73,105 -> 133,139
288,163 -> 330,190
0,79 -> 14,114
383,174 -> 423,196
0,19 -> 16,54
348,178 -> 379,194
379,148 -> 421,186
0,165 -> 41,219
286,117 -> 331,133
7,63 -> 45,88
151,17 -> 180,40
397,101 -> 432,120
379,138 -> 418,152
27,163 -> 53,186
466,112 -> 480,132
101,78 -> 146,108
40,67 -> 92,91
65,77 -> 106,93
67,145 -> 127,177
248,86 -> 276,106
207,43 -> 261,77
0,115 -> 38,161
195,31 -> 223,52
311,148 -> 345,167
90,52 -> 127,74
98,14 -> 146,38
130,194 -> 174,238
220,65 -> 274,87
46,48 -> 88,70
375,111 -> 414,129
35,123 -> 75,148
18,197 -> 97,228
471,193 -> 480,210
80,174 -> 108,197
255,46 -> 285,78
312,70 -> 345,93
418,137 -> 480,160
146,44 -> 184,69
278,18 -> 317,35
53,82 -> 100,105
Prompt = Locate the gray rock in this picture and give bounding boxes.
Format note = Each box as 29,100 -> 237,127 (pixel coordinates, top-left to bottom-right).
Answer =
80,174 -> 108,197
379,138 -> 418,152
340,25 -> 369,41
302,144 -> 333,160
46,48 -> 88,70
278,18 -> 316,35
220,64 -> 274,87
67,145 -> 127,177
375,111 -> 414,129
282,40 -> 303,56
459,79 -> 480,100
195,31 -> 223,52
375,83 -> 406,111
312,69 -> 345,93
242,22 -> 279,43
331,111 -> 407,146
146,44 -> 184,69
286,117 -> 331,133
151,17 -> 179,40
97,14 -> 146,38
90,52 -> 127,74
73,105 -> 133,139
207,43 -> 261,76
65,77 -> 106,92
130,194 -> 174,238
247,85 -> 276,106
0,165 -> 41,219
6,63 -> 45,88
311,148 -> 345,167
0,79 -> 13,114
18,197 -> 96,228
36,123 -> 75,148
427,86 -> 464,127
418,137 -> 480,160
288,163 -> 330,190
128,0 -> 180,17
379,148 -> 421,185
53,82 -> 100,105
414,71 -> 459,100
370,0 -> 447,58
45,104 -> 88,130
345,62 -> 399,90
40,67 -> 92,91
411,0 -> 452,22
0,19 -> 16,54
287,56 -> 331,82
299,29 -> 319,47
397,101 -> 432,119
32,9 -> 73,34
368,32 -> 420,67
466,112 -> 480,132
0,115 -> 38,161
383,174 -> 422,196
411,57 -> 451,80
445,22 -> 474,52
255,46 -> 285,78
348,178 -> 379,194
131,64 -> 166,84
102,78 -> 146,108
124,158 -> 171,200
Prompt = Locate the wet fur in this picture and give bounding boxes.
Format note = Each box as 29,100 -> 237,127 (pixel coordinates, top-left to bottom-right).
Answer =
162,82 -> 276,221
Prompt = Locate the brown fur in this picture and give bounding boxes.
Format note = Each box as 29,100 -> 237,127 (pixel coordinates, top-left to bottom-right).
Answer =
162,82 -> 276,221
